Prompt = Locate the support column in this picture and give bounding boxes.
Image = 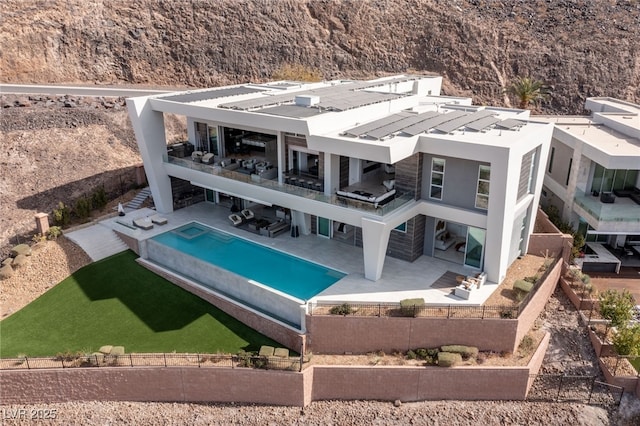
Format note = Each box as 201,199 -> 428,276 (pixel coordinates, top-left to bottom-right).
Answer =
361,218 -> 391,281
126,97 -> 173,213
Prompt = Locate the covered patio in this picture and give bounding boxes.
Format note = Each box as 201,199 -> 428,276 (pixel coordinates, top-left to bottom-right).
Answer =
103,202 -> 497,306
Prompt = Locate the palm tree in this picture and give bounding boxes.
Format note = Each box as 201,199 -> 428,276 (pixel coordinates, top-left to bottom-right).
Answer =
507,77 -> 550,110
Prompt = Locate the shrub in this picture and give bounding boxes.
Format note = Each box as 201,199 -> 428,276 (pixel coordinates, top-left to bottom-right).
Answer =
47,226 -> 62,240
406,350 -> 416,360
437,352 -> 462,367
612,324 -> 640,356
500,308 -> 516,319
514,279 -> 534,293
74,197 -> 92,221
91,186 -> 108,210
476,352 -> 487,364
440,345 -> 479,359
52,202 -> 71,227
518,335 -> 536,355
32,233 -> 47,243
399,298 -> 424,317
523,275 -> 539,284
599,289 -> 635,328
329,303 -> 354,316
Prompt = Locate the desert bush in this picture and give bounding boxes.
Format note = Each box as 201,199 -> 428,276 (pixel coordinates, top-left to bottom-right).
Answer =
52,202 -> 71,227
523,275 -> 539,284
437,352 -> 462,367
32,233 -> 47,243
47,226 -> 62,240
329,303 -> 354,316
91,186 -> 108,210
406,350 -> 417,360
514,279 -> 534,293
518,335 -> 536,355
399,298 -> 424,317
599,289 -> 635,328
612,324 -> 640,356
74,197 -> 92,221
440,345 -> 479,359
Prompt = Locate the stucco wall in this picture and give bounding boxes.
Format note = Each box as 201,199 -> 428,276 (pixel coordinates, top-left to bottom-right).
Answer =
0,333 -> 549,407
306,316 -> 518,354
514,259 -> 561,351
0,367 -> 305,406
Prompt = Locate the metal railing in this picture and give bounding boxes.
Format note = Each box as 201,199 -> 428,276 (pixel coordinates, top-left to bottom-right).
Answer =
527,374 -> 624,406
309,302 -> 519,319
166,156 -> 413,216
0,353 -> 303,372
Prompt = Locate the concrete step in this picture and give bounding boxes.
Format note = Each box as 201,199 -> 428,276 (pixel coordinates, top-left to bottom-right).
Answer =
65,224 -> 129,261
126,187 -> 152,210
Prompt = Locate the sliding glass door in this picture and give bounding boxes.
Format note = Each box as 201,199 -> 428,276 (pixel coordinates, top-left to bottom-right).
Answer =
318,217 -> 331,238
464,227 -> 486,270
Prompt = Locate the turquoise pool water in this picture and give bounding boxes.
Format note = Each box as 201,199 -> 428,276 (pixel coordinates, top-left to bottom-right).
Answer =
151,222 -> 345,301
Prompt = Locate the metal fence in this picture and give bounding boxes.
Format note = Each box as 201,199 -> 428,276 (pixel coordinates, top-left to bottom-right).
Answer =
310,256 -> 561,320
0,353 -> 303,372
527,374 -> 624,406
309,302 -> 519,319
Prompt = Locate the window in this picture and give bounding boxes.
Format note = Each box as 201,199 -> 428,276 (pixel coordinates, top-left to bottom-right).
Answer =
547,147 -> 555,173
565,158 -> 573,186
475,165 -> 490,209
430,158 -> 445,200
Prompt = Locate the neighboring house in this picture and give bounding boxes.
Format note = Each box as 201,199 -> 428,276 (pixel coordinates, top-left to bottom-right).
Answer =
539,98 -> 640,267
127,75 -> 553,285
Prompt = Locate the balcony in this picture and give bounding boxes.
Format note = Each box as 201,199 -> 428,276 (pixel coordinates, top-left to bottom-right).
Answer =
574,189 -> 640,226
166,156 -> 413,216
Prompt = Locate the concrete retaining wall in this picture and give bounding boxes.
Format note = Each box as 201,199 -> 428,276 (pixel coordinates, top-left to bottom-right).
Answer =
514,259 -> 561,350
0,333 -> 550,406
307,260 -> 560,355
306,315 -> 518,354
145,239 -> 305,328
140,260 -> 305,354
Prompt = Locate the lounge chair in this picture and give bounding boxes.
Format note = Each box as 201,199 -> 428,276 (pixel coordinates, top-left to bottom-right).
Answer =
241,209 -> 255,221
201,153 -> 215,164
149,214 -> 168,225
133,218 -> 153,230
229,214 -> 243,226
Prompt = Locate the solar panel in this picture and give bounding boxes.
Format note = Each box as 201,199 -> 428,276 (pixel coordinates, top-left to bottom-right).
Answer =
495,119 -> 526,130
162,86 -> 263,103
344,113 -> 412,137
260,105 -> 325,118
434,110 -> 496,134
220,92 -> 296,110
401,110 -> 467,136
466,116 -> 501,132
366,111 -> 440,139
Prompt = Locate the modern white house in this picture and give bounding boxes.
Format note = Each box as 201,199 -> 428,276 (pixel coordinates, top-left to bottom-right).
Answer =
127,74 -> 553,288
539,98 -> 640,271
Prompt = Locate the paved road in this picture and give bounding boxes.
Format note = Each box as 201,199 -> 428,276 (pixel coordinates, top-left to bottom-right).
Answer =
0,83 -> 174,97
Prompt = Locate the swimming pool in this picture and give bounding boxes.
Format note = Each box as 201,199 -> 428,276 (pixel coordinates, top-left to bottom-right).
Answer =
150,222 -> 346,301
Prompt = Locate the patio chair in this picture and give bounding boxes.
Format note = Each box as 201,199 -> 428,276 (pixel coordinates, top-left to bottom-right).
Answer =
241,209 -> 255,221
133,218 -> 153,230
149,214 -> 168,225
229,213 -> 243,226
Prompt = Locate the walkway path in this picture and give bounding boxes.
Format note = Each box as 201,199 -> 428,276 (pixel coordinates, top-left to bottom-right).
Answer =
65,223 -> 128,262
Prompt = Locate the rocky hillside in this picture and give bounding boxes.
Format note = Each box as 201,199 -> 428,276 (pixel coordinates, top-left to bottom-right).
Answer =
1,0 -> 639,113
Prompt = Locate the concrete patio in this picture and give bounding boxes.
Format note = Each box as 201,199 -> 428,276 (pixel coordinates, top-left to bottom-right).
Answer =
99,202 -> 498,306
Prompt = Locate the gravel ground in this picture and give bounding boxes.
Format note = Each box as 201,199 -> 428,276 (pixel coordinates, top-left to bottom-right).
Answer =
2,239 -> 640,424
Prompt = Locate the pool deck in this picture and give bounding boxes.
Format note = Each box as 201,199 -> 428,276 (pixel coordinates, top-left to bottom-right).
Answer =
103,203 -> 498,306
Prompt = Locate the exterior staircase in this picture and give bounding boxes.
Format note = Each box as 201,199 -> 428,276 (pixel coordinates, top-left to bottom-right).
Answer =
65,224 -> 129,261
125,186 -> 152,211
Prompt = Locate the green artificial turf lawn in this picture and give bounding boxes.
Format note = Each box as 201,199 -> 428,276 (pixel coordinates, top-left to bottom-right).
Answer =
0,251 -> 279,357
631,357 -> 640,373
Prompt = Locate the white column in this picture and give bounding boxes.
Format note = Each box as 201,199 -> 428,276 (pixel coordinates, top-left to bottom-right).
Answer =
361,218 -> 390,281
126,97 -> 173,213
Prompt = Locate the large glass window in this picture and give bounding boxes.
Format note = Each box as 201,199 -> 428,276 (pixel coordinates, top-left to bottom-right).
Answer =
475,165 -> 490,209
464,227 -> 486,269
590,164 -> 638,193
430,158 -> 445,200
